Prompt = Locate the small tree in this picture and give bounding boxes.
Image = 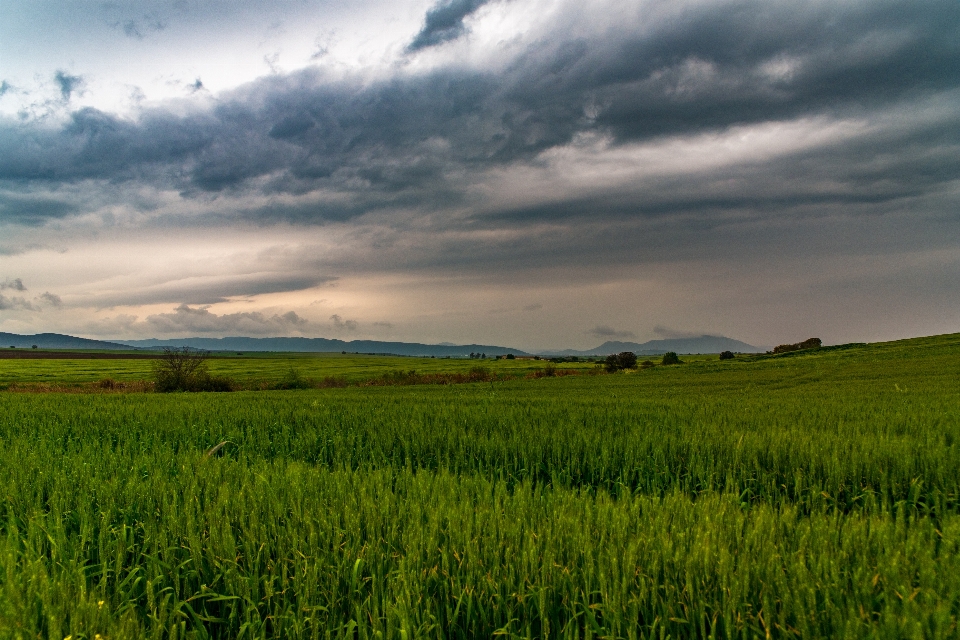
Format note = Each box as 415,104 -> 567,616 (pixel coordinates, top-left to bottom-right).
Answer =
153,347 -> 209,391
605,351 -> 638,372
153,347 -> 232,392
719,351 -> 735,360
661,351 -> 681,365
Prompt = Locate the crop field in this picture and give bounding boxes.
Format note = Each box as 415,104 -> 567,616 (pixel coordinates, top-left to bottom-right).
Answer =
1,334 -> 959,638
0,351 -> 598,389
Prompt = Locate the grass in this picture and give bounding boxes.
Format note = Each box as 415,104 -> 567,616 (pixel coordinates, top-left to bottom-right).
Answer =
0,334 -> 958,637
0,352 -> 595,388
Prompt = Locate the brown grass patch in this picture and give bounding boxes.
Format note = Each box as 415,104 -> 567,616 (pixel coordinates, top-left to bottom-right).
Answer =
0,379 -> 155,393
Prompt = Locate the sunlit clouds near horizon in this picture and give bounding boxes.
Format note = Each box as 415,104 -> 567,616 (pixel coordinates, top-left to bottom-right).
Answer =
1,0 -> 958,350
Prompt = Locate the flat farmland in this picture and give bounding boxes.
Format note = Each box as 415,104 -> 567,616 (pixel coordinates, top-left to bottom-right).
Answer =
0,335 -> 959,638
0,351 -> 599,388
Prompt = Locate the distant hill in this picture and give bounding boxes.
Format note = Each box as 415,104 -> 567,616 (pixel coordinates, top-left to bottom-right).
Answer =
116,336 -> 530,357
542,335 -> 763,356
0,331 -> 760,357
0,332 -> 133,351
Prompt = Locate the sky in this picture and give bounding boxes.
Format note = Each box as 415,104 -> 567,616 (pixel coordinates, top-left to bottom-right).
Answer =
0,0 -> 958,351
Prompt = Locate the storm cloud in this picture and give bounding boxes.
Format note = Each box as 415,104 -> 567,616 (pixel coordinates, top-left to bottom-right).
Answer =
588,325 -> 636,340
1,0 -> 955,218
1,0 -> 958,348
407,0 -> 493,51
0,294 -> 38,311
145,304 -> 318,335
53,70 -> 85,102
1,278 -> 26,291
140,304 -> 359,337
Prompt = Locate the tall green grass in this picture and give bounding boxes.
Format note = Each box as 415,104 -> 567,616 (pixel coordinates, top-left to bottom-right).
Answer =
1,334 -> 959,637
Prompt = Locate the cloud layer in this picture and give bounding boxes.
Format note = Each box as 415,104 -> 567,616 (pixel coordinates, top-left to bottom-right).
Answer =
1,0 -> 958,347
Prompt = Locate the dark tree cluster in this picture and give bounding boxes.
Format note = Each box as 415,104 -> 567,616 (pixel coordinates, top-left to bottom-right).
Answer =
605,351 -> 638,372
660,352 -> 682,365
772,338 -> 822,354
719,351 -> 735,360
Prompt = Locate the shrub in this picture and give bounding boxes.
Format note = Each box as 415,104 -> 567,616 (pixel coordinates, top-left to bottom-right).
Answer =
605,352 -> 638,372
639,360 -> 655,369
153,347 -> 234,392
719,351 -> 735,360
506,354 -> 516,360
271,368 -> 313,390
469,366 -> 491,379
661,352 -> 682,365
191,374 -> 235,392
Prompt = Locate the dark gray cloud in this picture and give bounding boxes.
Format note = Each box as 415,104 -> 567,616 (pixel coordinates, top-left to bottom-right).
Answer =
40,292 -> 62,307
1,277 -> 26,291
0,280 -> 62,311
145,304 -> 317,335
588,325 -> 636,340
0,0 -> 956,234
330,314 -> 358,331
116,16 -> 166,40
0,192 -> 79,225
141,304 -> 357,337
653,326 -> 707,340
408,0 -> 492,52
0,294 -> 38,311
0,243 -> 56,256
93,272 -> 338,307
53,70 -> 85,102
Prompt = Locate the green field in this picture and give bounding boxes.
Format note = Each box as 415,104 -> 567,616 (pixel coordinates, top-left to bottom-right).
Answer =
0,351 -> 594,388
1,335 -> 959,638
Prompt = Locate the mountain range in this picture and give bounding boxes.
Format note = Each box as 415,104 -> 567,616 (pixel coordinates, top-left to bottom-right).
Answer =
0,332 -> 764,356
116,336 -> 529,357
545,336 -> 763,356
0,332 -> 133,351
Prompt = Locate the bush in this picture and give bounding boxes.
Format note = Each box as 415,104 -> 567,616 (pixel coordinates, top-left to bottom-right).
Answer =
506,354 -> 516,360
469,366 -> 491,379
639,359 -> 656,369
719,351 -> 735,360
192,374 -> 235,392
271,367 -> 313,390
153,347 -> 234,392
605,351 -> 638,372
661,352 -> 682,365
